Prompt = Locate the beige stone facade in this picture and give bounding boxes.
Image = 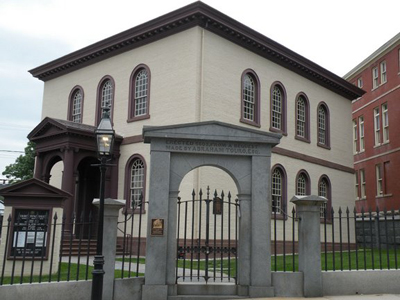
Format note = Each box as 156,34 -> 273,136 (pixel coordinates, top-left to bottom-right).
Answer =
30,3 -> 363,242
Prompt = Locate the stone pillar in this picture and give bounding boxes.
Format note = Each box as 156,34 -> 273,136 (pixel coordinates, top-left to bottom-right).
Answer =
142,150 -> 171,300
61,148 -> 75,226
93,198 -> 125,300
249,155 -> 274,298
237,193 -> 251,296
291,195 -> 327,297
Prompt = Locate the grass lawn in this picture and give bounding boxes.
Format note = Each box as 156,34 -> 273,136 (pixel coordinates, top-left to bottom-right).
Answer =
116,257 -> 146,264
0,262 -> 142,285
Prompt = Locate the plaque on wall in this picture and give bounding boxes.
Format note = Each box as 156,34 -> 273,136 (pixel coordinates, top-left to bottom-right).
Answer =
151,218 -> 164,236
11,209 -> 50,257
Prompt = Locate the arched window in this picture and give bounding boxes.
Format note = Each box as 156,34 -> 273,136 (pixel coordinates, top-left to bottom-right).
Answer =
68,86 -> 84,123
125,155 -> 147,210
295,93 -> 310,142
128,65 -> 150,121
317,102 -> 330,148
318,175 -> 331,219
270,82 -> 286,134
296,170 -> 310,196
96,76 -> 115,125
240,70 -> 260,127
271,164 -> 287,215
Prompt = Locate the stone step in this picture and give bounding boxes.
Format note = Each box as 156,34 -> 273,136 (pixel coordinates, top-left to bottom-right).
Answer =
177,284 -> 238,296
168,296 -> 246,300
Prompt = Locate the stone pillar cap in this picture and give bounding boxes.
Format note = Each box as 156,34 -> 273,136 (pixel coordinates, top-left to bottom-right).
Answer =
290,195 -> 327,206
92,198 -> 126,207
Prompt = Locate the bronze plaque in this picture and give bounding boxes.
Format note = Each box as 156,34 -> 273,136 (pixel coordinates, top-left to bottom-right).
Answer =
151,218 -> 164,236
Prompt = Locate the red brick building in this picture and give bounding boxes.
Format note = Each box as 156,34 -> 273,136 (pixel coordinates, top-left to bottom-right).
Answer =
345,33 -> 400,212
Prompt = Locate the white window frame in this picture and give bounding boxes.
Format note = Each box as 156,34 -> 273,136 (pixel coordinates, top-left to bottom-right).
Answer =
360,169 -> 366,199
359,116 -> 365,152
72,90 -> 82,123
243,74 -> 256,122
271,168 -> 282,214
382,103 -> 389,143
357,77 -> 363,88
374,107 -> 380,146
376,164 -> 383,196
134,69 -> 149,117
297,174 -> 307,196
380,61 -> 387,84
271,86 -> 282,130
296,97 -> 306,138
372,67 -> 379,89
130,158 -> 145,208
353,119 -> 358,154
355,172 -> 359,200
318,179 -> 328,218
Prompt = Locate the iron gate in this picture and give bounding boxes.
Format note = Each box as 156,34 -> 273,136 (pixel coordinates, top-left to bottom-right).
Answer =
176,187 -> 239,283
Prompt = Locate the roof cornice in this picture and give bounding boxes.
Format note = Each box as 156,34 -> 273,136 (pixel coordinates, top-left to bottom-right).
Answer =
29,1 -> 364,100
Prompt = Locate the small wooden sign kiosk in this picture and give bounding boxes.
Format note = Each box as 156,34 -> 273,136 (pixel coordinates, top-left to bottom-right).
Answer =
0,178 -> 70,277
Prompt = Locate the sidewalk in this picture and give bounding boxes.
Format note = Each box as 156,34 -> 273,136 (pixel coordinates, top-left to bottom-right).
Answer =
270,295 -> 400,300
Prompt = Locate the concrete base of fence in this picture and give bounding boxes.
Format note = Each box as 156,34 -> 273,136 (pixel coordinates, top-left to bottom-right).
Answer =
0,277 -> 145,300
0,280 -> 92,300
272,272 -> 303,297
322,270 -> 400,296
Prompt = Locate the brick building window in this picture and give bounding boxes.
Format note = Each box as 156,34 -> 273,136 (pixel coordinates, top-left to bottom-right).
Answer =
374,107 -> 380,146
359,116 -> 365,152
382,103 -> 389,143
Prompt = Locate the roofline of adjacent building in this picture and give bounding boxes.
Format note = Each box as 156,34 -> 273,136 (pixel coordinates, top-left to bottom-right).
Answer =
28,1 -> 364,100
343,32 -> 400,80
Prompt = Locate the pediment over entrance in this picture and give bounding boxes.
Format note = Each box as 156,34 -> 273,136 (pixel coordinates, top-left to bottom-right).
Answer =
143,121 -> 281,144
0,178 -> 71,207
28,117 -> 97,141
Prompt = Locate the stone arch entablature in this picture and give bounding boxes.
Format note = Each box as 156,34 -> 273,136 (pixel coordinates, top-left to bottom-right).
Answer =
142,121 -> 281,300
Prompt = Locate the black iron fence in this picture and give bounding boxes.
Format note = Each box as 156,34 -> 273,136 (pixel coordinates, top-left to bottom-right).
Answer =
272,205 -> 400,272
1,204 -> 399,286
0,205 -> 147,286
175,188 -> 239,283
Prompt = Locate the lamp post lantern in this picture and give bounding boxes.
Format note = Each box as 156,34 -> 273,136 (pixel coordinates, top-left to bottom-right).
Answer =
91,107 -> 115,300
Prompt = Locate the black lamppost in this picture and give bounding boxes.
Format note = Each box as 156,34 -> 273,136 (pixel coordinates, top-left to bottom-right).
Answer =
91,108 -> 115,300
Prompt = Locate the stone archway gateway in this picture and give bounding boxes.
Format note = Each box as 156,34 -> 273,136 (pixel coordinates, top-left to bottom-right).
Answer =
141,121 -> 281,300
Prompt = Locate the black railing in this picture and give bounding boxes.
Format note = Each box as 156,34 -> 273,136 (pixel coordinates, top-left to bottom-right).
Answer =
0,205 -> 147,286
175,188 -> 239,284
272,205 -> 400,272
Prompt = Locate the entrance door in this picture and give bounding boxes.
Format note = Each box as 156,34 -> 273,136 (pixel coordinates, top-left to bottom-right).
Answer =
75,157 -> 100,238
176,187 -> 239,284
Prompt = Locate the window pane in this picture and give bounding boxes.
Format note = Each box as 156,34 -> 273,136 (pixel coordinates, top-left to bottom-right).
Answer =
271,168 -> 282,214
135,69 -> 148,116
131,158 -> 144,208
297,174 -> 306,196
319,179 -> 328,218
101,80 -> 113,117
243,74 -> 255,121
272,86 -> 282,129
297,97 -> 306,137
318,106 -> 326,144
72,90 -> 82,123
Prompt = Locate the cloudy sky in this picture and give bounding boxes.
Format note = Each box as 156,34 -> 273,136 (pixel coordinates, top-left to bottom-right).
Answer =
0,0 -> 399,178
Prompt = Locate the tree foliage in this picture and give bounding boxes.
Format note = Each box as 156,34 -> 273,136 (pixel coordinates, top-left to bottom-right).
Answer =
2,141 -> 36,183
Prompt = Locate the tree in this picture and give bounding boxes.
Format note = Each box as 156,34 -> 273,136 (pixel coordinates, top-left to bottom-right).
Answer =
2,141 -> 36,183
